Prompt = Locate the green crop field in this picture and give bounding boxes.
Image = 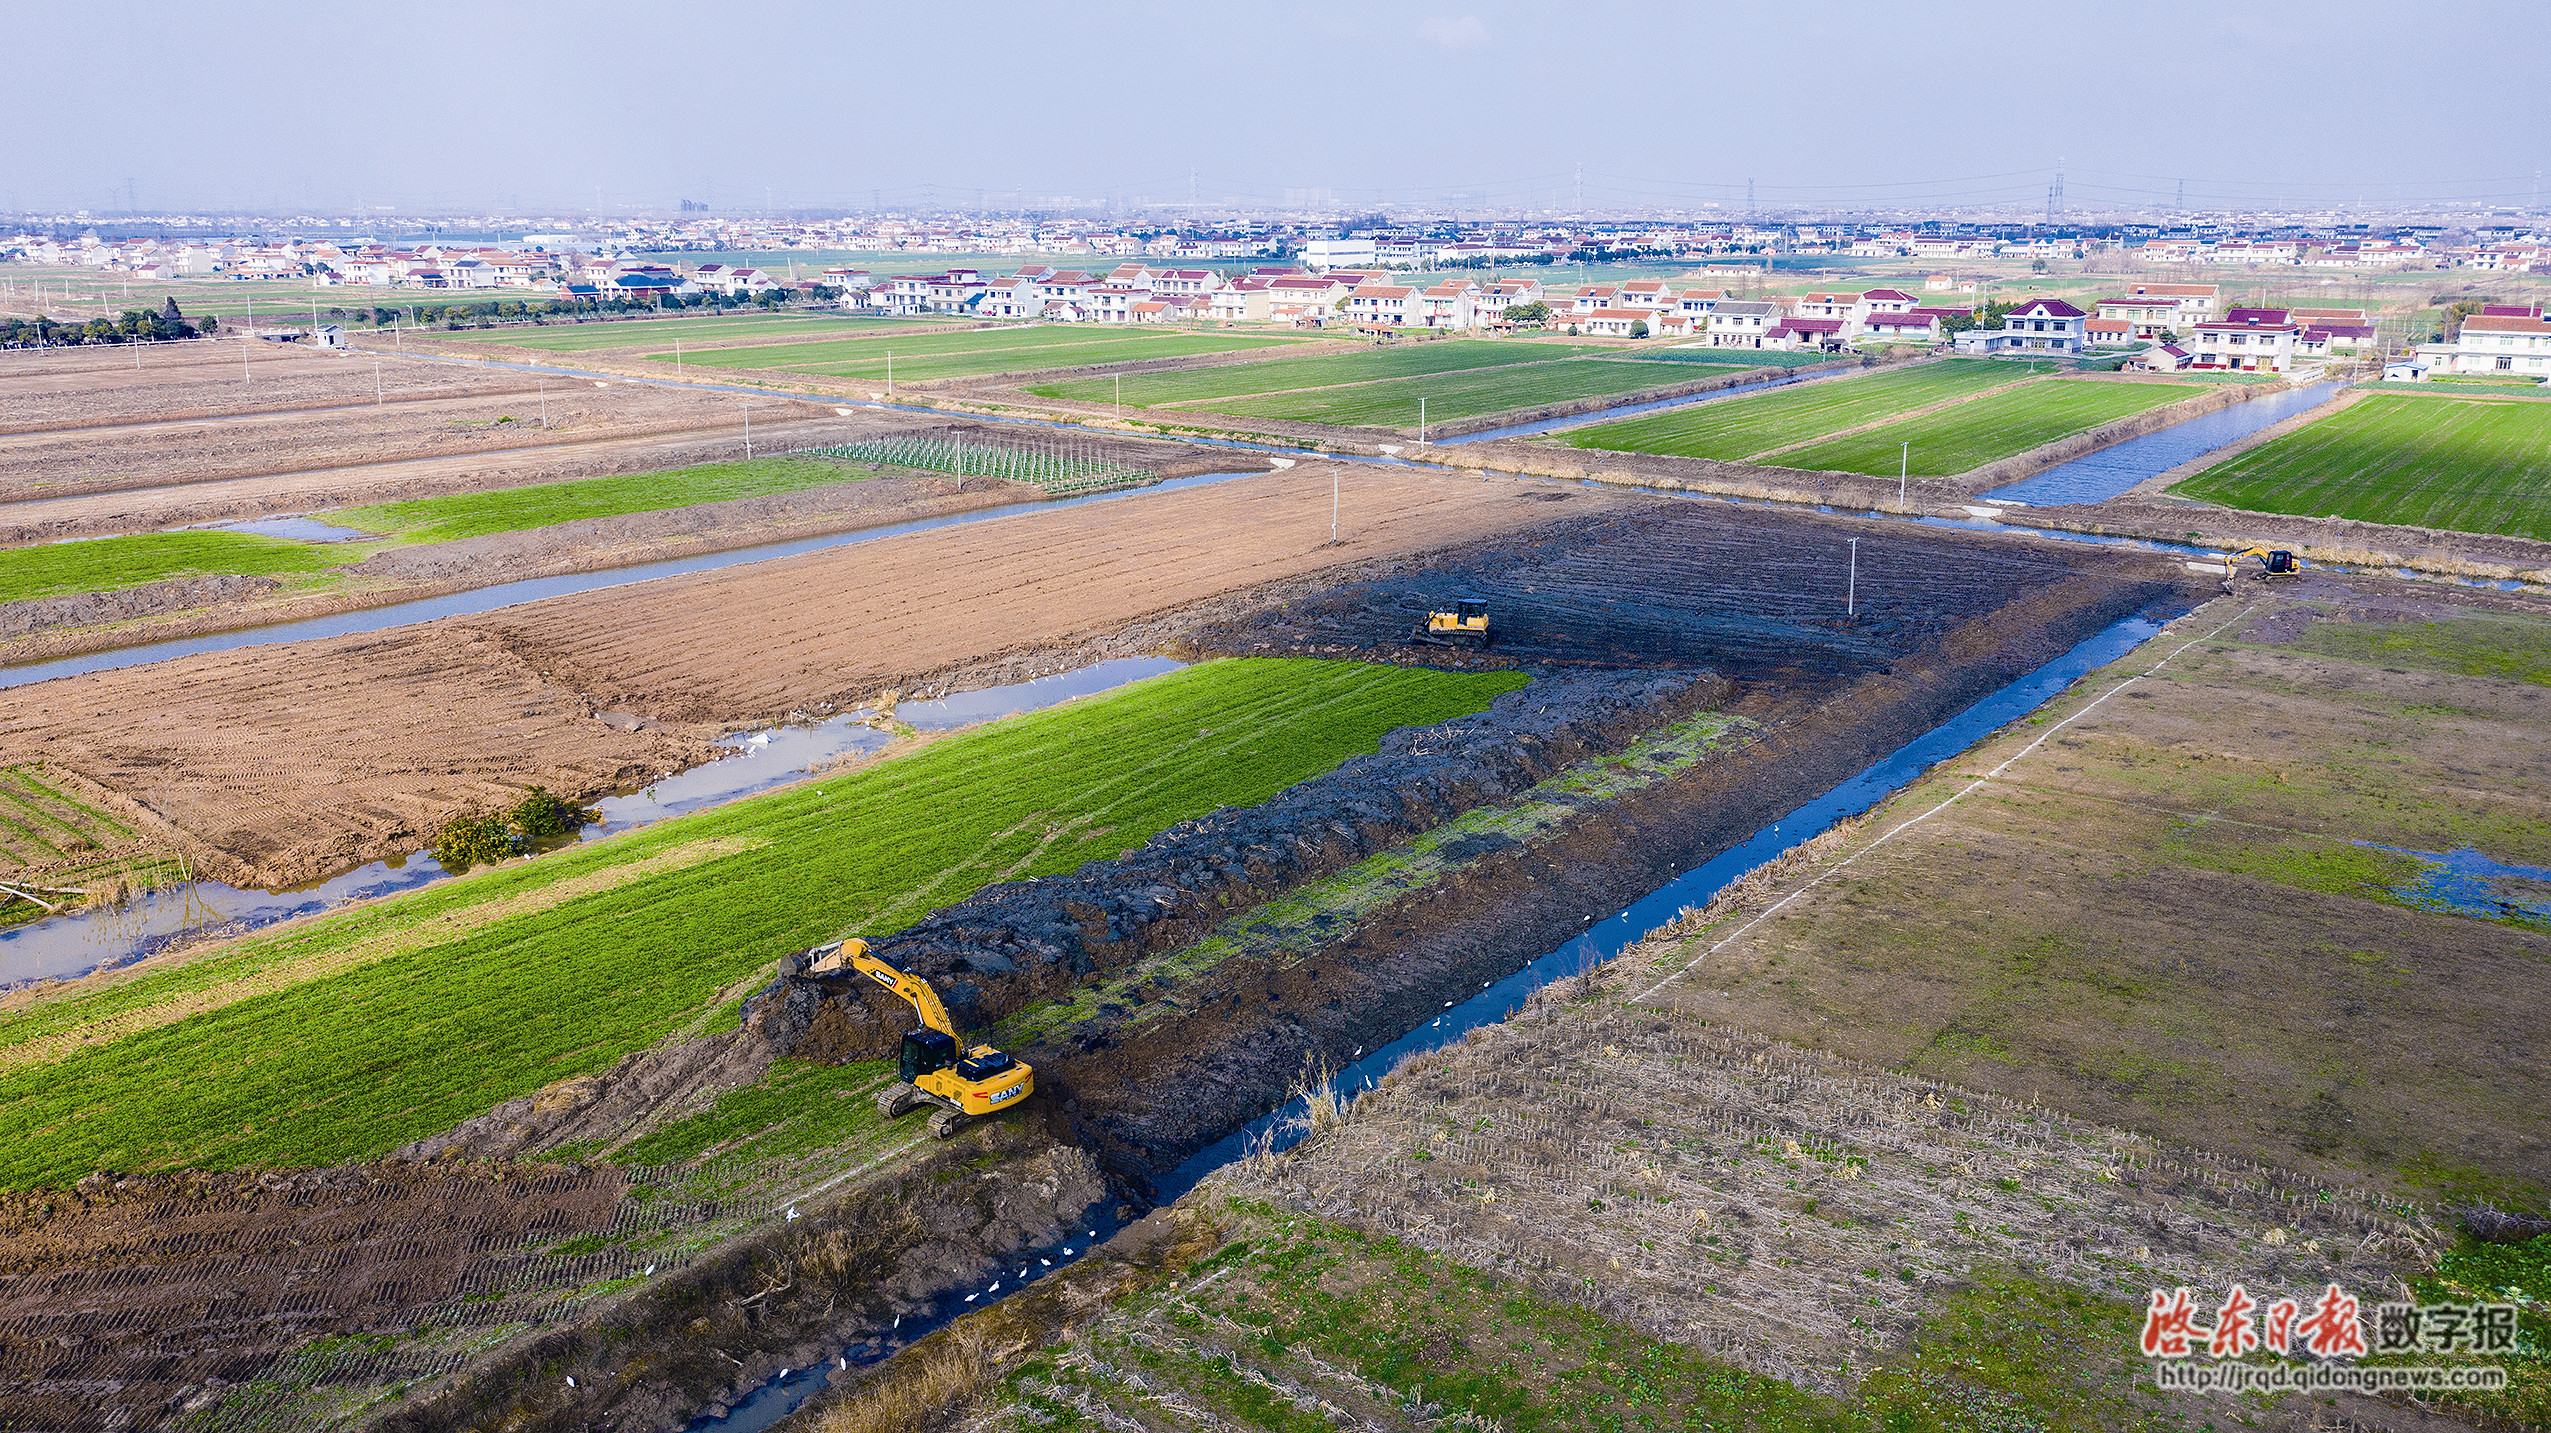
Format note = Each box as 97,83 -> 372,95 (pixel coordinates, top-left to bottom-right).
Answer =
2172,393 -> 2551,540
0,659 -> 1526,1188
448,314 -> 917,351
1021,340 -> 1605,409
335,454 -> 875,543
1560,358 -> 2044,461
1776,378 -> 2194,476
1201,357 -> 1745,429
0,530 -> 353,604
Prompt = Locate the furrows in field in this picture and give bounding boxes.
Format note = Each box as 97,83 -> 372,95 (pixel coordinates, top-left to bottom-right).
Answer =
1228,997 -> 2425,1397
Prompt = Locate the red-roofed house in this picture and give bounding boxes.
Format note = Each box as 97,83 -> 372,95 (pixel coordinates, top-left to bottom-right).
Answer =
1955,298 -> 2089,354
2084,318 -> 2135,347
1420,280 -> 1479,329
1861,288 -> 1918,314
2096,296 -> 2184,339
2416,311 -> 2551,377
1346,282 -> 1420,328
2190,310 -> 2301,372
1575,307 -> 1652,338
1861,311 -> 1944,344
1615,280 -> 1675,311
1474,277 -> 1543,328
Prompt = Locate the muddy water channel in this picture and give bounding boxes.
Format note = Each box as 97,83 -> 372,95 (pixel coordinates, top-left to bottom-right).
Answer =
683,611 -> 2170,1433
0,658 -> 1183,987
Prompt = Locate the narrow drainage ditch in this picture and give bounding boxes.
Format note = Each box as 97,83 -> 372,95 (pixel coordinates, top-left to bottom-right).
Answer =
686,608 -> 2167,1431
0,657 -> 1184,987
0,473 -> 1262,691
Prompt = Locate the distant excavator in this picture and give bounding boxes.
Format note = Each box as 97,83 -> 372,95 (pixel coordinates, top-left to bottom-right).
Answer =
2222,544 -> 2304,590
807,939 -> 1034,1138
1412,595 -> 1492,649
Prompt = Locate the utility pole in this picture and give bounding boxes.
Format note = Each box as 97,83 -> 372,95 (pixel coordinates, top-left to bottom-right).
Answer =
1332,468 -> 1339,545
886,352 -> 893,396
1899,442 -> 1909,506
674,335 -> 682,376
1420,395 -> 1427,444
375,356 -> 383,406
1115,373 -> 1122,416
539,377 -> 547,428
1845,538 -> 1859,617
743,400 -> 752,456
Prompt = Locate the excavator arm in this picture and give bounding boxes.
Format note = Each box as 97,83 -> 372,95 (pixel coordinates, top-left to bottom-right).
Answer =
810,939 -> 956,1035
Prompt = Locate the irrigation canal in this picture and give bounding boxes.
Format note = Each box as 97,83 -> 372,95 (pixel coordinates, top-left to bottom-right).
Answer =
683,606 -> 2174,1431
0,657 -> 1184,987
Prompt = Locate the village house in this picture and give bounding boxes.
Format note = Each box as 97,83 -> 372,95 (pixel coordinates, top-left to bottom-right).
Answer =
1150,268 -> 1224,296
1346,282 -> 1421,328
1419,280 -> 1478,329
2123,281 -> 2221,329
1954,298 -> 2090,355
1675,288 -> 1729,322
1614,280 -> 1675,311
2131,343 -> 2194,372
1860,311 -> 1945,344
1571,284 -> 1620,315
2417,307 -> 2551,377
1574,307 -> 1652,338
1860,288 -> 1919,315
1792,291 -> 1869,324
2084,317 -> 2136,348
1472,277 -> 1543,328
1705,300 -> 1782,347
1776,316 -> 1848,351
2095,296 -> 2185,339
2189,308 -> 2302,372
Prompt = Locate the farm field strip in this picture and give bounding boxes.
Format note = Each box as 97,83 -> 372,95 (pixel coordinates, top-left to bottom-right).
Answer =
0,528 -> 357,603
1020,340 -> 1608,408
2171,392 -> 2551,540
1560,358 -> 2046,461
1199,357 -> 1754,429
646,323 -> 1300,372
333,453 -> 879,543
0,658 -> 1524,1188
699,334 -> 1302,384
1774,378 -> 2195,476
446,315 -> 919,351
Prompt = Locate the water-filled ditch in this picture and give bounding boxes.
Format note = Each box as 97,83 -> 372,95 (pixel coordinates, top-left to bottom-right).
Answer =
0,657 -> 1184,987
682,608 -> 2170,1430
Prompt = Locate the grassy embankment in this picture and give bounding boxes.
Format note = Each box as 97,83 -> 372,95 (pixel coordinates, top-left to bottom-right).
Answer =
2173,391 -> 2551,540
1560,358 -> 2046,461
1023,339 -> 1611,408
0,659 -> 1525,1189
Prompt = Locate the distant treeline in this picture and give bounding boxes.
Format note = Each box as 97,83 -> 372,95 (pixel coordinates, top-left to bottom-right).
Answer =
0,285 -> 843,347
0,297 -> 205,348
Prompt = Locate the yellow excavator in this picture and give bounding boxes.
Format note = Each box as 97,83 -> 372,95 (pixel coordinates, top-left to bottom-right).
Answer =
807,939 -> 1035,1138
1413,595 -> 1492,649
2222,544 -> 2304,590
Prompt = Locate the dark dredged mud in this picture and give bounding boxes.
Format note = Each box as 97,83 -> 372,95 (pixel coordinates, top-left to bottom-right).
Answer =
745,669 -> 1722,1060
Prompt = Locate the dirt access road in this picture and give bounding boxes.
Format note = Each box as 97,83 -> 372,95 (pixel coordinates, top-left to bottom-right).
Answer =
1630,576 -> 2551,1208
0,468 -> 1621,887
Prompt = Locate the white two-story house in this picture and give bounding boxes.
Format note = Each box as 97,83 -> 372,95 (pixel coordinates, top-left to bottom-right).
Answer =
1954,298 -> 2089,354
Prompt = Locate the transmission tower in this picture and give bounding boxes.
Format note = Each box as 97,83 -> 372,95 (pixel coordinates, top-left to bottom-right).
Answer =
1746,177 -> 1755,219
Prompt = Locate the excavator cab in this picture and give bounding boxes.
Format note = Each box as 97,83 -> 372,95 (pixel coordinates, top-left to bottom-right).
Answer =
2258,549 -> 2300,576
899,1027 -> 958,1083
1415,595 -> 1492,649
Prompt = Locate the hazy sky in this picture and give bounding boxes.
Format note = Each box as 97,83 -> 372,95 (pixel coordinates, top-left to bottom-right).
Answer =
9,0 -> 2547,215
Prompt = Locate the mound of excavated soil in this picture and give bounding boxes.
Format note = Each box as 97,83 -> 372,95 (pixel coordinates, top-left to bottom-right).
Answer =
748,670 -> 1717,1054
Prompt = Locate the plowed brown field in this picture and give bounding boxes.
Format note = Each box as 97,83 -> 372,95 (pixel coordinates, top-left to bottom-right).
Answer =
0,469 -> 1622,885
0,344 -> 551,432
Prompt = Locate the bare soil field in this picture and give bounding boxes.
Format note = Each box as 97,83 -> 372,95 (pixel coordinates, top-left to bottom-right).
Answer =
0,380 -> 829,508
1625,578 -> 2551,1210
0,469 -> 1629,886
0,344 -> 554,433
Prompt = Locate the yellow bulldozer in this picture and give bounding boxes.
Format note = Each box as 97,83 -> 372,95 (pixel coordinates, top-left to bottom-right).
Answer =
1412,595 -> 1492,649
808,939 -> 1035,1138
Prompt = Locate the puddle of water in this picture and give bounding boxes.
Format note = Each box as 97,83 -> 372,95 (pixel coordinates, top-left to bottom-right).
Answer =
0,658 -> 1184,987
1154,610 -> 2167,1198
216,515 -> 378,543
0,474 -> 1259,692
2358,842 -> 2551,925
1979,381 -> 2345,506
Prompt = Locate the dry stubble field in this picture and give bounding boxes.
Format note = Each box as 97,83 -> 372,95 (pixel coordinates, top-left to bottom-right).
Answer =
1623,580 -> 2551,1209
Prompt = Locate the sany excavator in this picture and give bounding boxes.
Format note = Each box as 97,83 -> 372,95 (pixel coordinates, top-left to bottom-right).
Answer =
2221,544 -> 2304,591
806,939 -> 1034,1138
